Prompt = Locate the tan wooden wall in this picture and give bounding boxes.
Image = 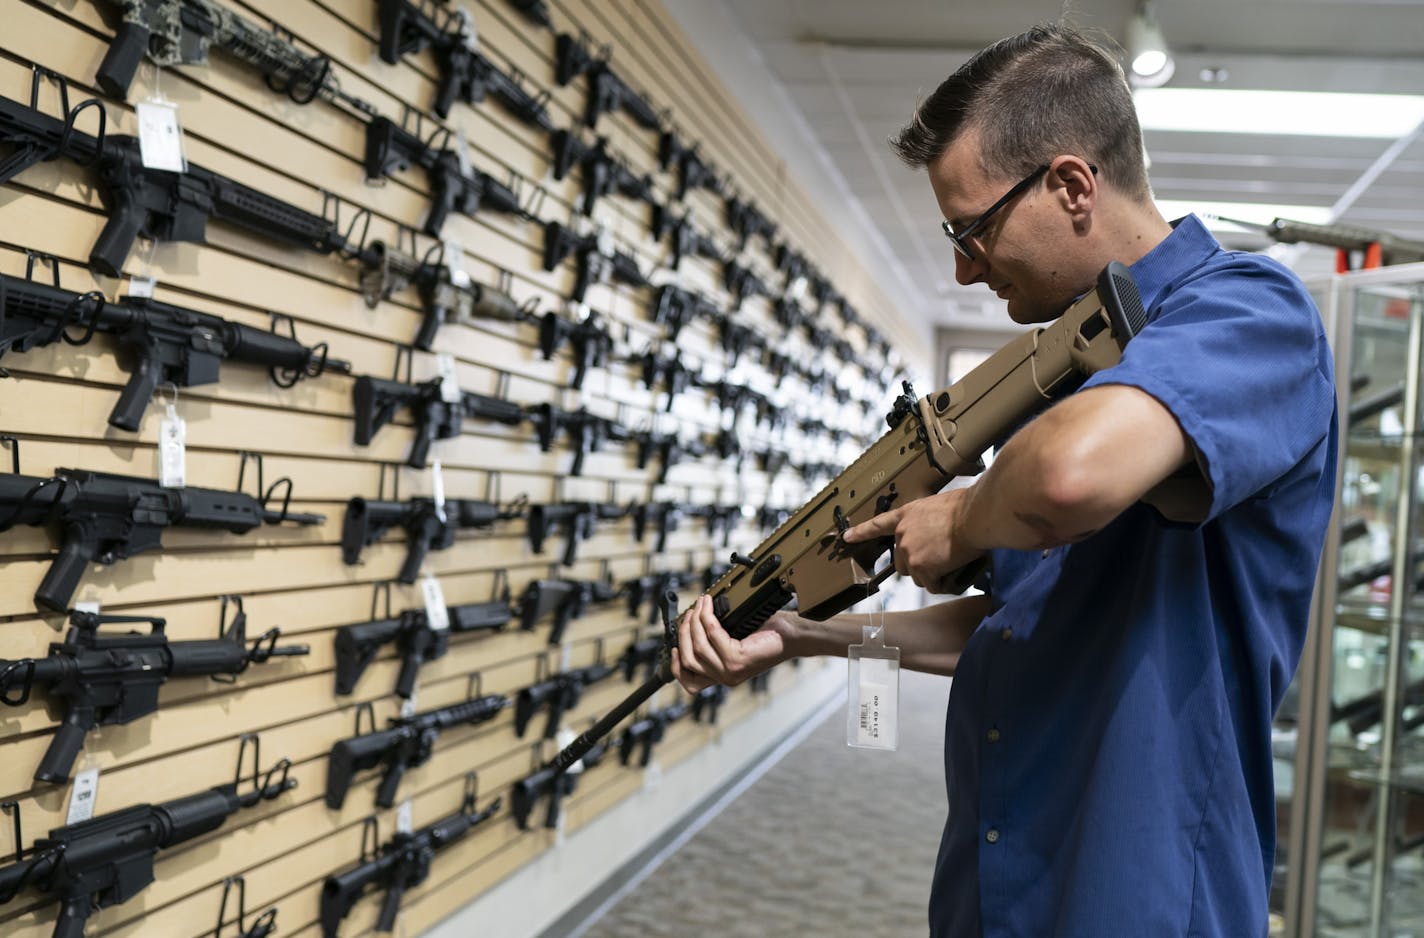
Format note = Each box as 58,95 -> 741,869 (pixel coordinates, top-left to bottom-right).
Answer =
0,0 -> 923,935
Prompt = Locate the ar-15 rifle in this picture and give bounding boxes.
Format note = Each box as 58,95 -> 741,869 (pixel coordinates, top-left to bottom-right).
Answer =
717,318 -> 768,367
623,569 -> 695,625
364,116 -> 522,237
545,262 -> 1148,774
631,500 -> 683,553
619,699 -> 691,767
319,785 -> 500,937
0,748 -> 296,938
354,239 -> 535,350
774,296 -> 807,335
514,661 -> 617,739
618,635 -> 662,682
341,495 -> 520,584
658,131 -> 723,200
691,684 -> 728,724
352,375 -> 527,469
651,284 -> 719,342
0,269 -> 350,432
638,348 -> 698,410
542,221 -> 648,304
525,403 -> 630,477
525,502 -> 628,566
1210,215 -> 1424,269
332,596 -> 512,698
554,32 -> 660,132
95,0 -> 377,115
0,85 -> 352,276
633,429 -> 708,485
517,577 -> 621,646
666,214 -> 724,271
506,0 -> 551,28
0,600 -> 305,784
325,693 -> 510,809
723,259 -> 773,307
688,503 -> 743,548
534,311 -> 614,391
510,741 -> 607,829
0,467 -> 323,612
774,243 -> 813,289
550,131 -> 658,219
725,196 -> 778,253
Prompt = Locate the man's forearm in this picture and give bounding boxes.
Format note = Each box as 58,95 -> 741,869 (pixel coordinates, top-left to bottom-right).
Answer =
785,595 -> 990,677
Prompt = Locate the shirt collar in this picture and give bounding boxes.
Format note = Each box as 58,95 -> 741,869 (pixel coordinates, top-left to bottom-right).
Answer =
1128,213 -> 1222,313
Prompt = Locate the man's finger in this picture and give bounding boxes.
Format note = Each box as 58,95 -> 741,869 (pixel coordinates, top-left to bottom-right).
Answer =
842,506 -> 905,543
689,598 -> 725,676
678,601 -> 701,673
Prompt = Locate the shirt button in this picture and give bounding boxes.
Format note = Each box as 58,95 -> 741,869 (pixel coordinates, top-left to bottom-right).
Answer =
1041,549 -> 1051,559
987,728 -> 1001,743
1001,628 -> 1013,641
985,828 -> 1000,844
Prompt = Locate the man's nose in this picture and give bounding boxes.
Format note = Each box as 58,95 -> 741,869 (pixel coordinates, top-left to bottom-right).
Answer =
955,250 -> 988,286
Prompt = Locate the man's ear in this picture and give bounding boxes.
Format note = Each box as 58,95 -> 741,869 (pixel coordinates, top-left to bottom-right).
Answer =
1048,156 -> 1096,220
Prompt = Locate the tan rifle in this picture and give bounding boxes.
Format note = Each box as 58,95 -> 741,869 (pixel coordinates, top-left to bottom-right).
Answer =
548,261 -> 1147,773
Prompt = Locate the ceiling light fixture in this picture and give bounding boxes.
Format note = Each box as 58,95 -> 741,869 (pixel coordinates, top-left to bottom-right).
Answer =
1125,1 -> 1174,88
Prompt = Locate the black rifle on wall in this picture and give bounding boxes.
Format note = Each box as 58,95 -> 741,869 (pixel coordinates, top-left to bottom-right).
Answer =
0,466 -> 323,612
0,746 -> 296,938
525,501 -> 628,566
352,375 -> 527,469
319,783 -> 499,937
525,403 -> 630,477
510,742 -> 606,830
535,312 -> 614,392
364,115 -> 523,237
619,699 -> 692,767
376,0 -> 553,126
0,268 -> 350,432
325,693 -> 509,809
0,83 -> 353,276
542,221 -> 648,304
341,495 -> 521,584
550,130 -> 659,221
725,196 -> 778,252
514,661 -> 617,739
332,596 -> 512,698
95,0 -> 377,116
658,131 -> 723,200
0,599 -> 306,784
517,577 -> 621,646
554,32 -> 660,133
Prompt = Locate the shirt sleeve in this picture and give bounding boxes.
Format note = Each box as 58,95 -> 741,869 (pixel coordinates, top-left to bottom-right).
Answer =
1079,256 -> 1336,524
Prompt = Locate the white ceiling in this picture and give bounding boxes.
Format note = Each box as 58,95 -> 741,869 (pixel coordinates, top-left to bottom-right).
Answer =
664,0 -> 1424,334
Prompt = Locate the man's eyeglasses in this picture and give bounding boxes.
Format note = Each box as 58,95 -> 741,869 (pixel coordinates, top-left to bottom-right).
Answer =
941,163 -> 1097,261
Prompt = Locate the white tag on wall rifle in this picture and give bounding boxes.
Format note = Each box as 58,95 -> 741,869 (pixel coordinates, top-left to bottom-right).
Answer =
847,625 -> 899,751
443,239 -> 471,289
430,460 -> 448,524
396,798 -> 414,835
74,600 -> 101,615
455,128 -> 473,180
556,727 -> 584,774
436,354 -> 462,404
455,7 -> 479,51
127,276 -> 156,299
400,691 -> 418,719
135,98 -> 187,172
159,404 -> 186,488
66,766 -> 100,824
421,573 -> 449,632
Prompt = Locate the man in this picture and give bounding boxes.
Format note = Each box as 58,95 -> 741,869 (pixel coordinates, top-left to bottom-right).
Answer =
672,21 -> 1337,938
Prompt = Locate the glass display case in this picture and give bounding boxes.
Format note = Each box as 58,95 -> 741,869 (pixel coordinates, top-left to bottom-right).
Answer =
1276,262 -> 1424,938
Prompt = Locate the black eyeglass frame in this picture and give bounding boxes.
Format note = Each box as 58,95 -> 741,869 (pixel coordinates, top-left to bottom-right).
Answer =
941,163 -> 1097,260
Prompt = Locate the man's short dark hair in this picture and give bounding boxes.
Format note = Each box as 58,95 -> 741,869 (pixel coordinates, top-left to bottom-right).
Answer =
890,21 -> 1152,201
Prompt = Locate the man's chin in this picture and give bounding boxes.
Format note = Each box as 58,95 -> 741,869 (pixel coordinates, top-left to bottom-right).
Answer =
1005,299 -> 1059,325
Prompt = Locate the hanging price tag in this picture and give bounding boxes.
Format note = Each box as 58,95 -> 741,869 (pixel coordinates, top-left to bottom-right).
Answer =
430,460 -> 448,525
66,766 -> 101,824
846,625 -> 899,751
74,600 -> 101,615
127,276 -> 156,299
455,7 -> 479,51
455,128 -> 473,179
135,98 -> 187,172
436,354 -> 461,404
595,227 -> 614,259
443,239 -> 471,288
789,276 -> 808,301
556,727 -> 584,774
159,404 -> 186,487
421,573 -> 449,632
400,690 -> 418,719
396,798 -> 414,834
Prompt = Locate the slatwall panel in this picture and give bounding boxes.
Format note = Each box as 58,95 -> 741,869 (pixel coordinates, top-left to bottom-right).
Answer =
0,0 -> 926,935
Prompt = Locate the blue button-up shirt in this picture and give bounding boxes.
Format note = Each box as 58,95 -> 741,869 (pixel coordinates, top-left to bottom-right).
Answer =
928,215 -> 1338,938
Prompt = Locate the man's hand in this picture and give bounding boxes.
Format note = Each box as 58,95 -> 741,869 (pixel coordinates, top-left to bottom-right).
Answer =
842,488 -> 985,592
671,594 -> 798,693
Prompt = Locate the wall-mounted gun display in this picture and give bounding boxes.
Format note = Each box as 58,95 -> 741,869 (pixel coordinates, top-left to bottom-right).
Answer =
510,741 -> 606,830
725,196 -> 777,253
517,577 -> 621,645
341,495 -> 521,584
534,310 -> 614,391
525,403 -> 630,477
658,131 -> 722,200
352,375 -> 527,469
554,32 -> 660,133
514,662 -> 616,739
0,269 -> 349,432
332,597 -> 512,698
542,221 -> 648,304
651,284 -> 719,342
618,699 -> 691,767
0,599 -> 306,784
550,131 -> 658,220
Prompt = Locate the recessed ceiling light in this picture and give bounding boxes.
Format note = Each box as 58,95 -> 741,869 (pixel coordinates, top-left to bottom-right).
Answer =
1156,200 -> 1334,228
1136,88 -> 1424,138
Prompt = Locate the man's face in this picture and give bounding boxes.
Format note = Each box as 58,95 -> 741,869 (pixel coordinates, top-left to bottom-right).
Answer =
928,132 -> 1086,324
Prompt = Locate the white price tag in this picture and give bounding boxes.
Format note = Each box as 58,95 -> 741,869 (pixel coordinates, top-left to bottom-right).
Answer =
127,276 -> 156,299
455,7 -> 479,51
430,460 -> 448,524
556,727 -> 584,774
74,601 -> 101,615
847,625 -> 899,751
455,128 -> 473,180
400,691 -> 418,719
789,276 -> 808,300
135,98 -> 187,172
159,405 -> 186,488
443,240 -> 471,288
66,767 -> 100,824
396,798 -> 414,834
421,573 -> 449,632
436,354 -> 462,404
595,227 -> 614,258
